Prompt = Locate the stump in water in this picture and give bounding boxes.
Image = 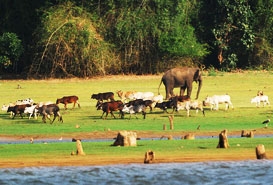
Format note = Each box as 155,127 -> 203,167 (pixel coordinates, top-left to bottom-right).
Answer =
112,131 -> 137,146
241,130 -> 254,138
76,140 -> 85,155
217,129 -> 229,148
183,133 -> 195,140
168,115 -> 174,130
144,150 -> 155,164
256,144 -> 267,159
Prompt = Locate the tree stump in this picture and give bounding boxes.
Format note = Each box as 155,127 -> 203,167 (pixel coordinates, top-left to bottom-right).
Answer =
112,131 -> 137,146
241,130 -> 254,138
168,115 -> 174,130
183,133 -> 195,140
163,124 -> 166,130
76,140 -> 85,155
144,150 -> 155,164
217,129 -> 229,148
256,144 -> 267,159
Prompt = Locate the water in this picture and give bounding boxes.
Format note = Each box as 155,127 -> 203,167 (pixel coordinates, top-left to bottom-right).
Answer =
0,160 -> 272,185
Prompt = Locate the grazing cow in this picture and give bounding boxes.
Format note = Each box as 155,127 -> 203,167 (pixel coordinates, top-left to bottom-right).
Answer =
251,95 -> 270,107
154,100 -> 176,113
56,95 -> 80,109
132,92 -> 154,100
96,100 -> 124,119
203,95 -> 233,110
122,104 -> 146,119
7,104 -> 31,119
91,92 -> 115,102
116,90 -> 135,102
35,104 -> 63,124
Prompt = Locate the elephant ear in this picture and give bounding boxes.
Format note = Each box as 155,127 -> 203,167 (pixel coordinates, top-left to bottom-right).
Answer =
193,69 -> 201,82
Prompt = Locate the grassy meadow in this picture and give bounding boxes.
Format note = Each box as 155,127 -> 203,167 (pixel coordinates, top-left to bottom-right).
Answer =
1,71 -> 273,166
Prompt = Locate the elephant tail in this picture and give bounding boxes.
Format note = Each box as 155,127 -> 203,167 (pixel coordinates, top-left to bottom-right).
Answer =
158,79 -> 163,95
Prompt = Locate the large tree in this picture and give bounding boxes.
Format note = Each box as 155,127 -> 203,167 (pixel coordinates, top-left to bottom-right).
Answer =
28,2 -> 119,78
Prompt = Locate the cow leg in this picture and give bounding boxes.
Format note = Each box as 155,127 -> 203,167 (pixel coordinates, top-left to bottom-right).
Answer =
77,100 -> 81,108
101,111 -> 105,118
64,103 -> 67,110
142,111 -> 146,119
51,114 -> 57,124
110,111 -> 116,119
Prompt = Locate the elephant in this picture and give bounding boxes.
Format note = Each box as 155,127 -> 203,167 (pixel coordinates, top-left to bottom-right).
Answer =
158,67 -> 202,100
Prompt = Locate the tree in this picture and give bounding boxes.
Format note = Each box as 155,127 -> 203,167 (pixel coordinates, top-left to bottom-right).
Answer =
101,0 -> 208,74
212,0 -> 255,70
249,0 -> 273,69
28,2 -> 119,78
0,32 -> 24,73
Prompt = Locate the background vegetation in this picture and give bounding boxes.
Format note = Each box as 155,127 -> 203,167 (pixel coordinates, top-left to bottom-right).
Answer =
1,0 -> 273,78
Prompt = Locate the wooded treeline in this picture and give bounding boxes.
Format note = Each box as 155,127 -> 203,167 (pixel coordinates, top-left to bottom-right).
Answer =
1,0 -> 273,78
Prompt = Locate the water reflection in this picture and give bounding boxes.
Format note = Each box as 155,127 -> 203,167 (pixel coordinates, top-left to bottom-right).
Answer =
0,160 -> 272,185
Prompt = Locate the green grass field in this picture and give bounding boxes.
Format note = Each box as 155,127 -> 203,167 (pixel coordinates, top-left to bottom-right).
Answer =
0,71 -> 273,164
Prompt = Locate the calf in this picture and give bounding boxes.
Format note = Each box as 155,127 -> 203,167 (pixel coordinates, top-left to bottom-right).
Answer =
7,104 -> 31,119
91,92 -> 115,102
203,94 -> 233,110
96,100 -> 124,119
122,104 -> 146,119
154,100 -> 175,113
56,95 -> 80,109
35,104 -> 63,124
251,95 -> 270,107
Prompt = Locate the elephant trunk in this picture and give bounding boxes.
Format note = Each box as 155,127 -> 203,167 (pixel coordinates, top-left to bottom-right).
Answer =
195,79 -> 202,100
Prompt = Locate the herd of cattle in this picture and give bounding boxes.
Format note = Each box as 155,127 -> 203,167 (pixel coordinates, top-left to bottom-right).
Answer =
1,90 -> 270,122
1,96 -> 80,124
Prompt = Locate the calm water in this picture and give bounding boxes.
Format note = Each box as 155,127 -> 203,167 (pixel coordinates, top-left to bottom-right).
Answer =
0,160 -> 272,185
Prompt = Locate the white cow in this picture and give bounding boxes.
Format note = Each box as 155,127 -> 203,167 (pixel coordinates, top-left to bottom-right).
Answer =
251,95 -> 270,107
132,92 -> 154,100
122,104 -> 146,119
24,105 -> 39,119
176,100 -> 205,116
203,95 -> 233,110
176,101 -> 191,116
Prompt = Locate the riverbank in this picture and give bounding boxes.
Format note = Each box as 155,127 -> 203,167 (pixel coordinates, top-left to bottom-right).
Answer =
1,130 -> 272,168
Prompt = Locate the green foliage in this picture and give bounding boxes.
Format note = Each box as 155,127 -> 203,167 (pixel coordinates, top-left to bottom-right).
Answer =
29,2 -> 119,78
211,0 -> 255,68
0,32 -> 24,71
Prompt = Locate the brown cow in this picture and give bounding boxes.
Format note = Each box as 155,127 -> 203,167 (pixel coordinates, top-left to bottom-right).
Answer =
7,104 -> 31,119
96,100 -> 124,119
56,95 -> 80,110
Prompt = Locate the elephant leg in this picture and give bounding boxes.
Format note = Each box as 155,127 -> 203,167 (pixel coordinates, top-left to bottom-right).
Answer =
180,86 -> 186,96
186,83 -> 192,98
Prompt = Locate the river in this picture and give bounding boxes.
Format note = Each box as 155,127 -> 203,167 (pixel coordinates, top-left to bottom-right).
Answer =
0,160 -> 272,185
